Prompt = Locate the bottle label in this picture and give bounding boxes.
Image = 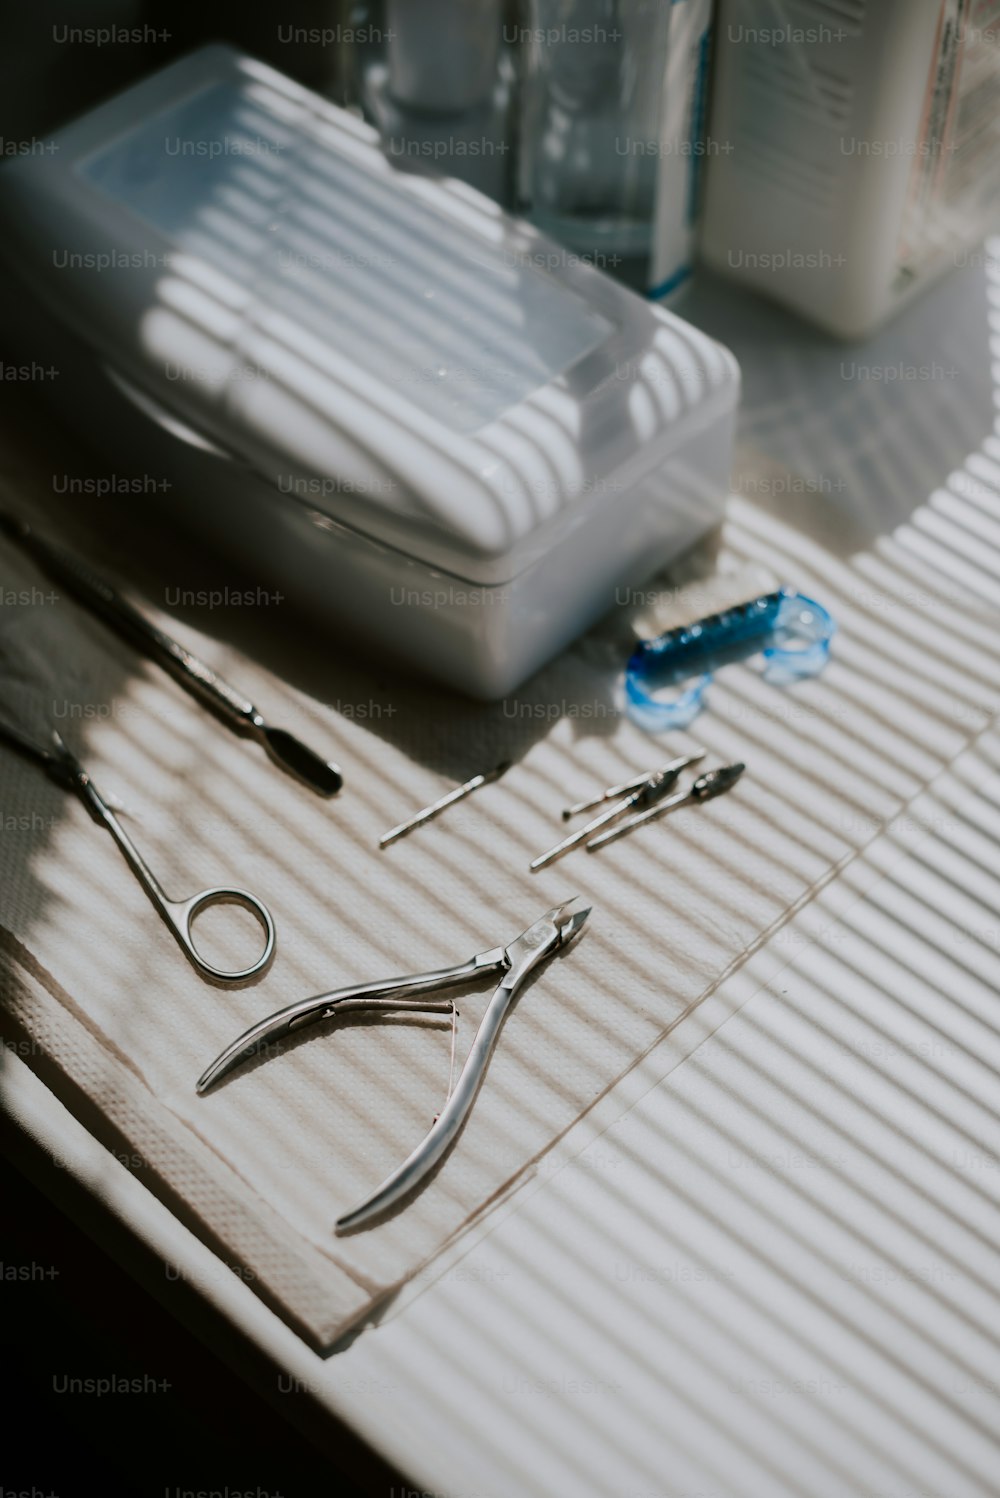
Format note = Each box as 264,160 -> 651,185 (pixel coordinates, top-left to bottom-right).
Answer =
895,0 -> 1000,291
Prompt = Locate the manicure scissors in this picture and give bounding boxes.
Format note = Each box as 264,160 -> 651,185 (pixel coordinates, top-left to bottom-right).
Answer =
197,898 -> 592,1229
0,715 -> 275,984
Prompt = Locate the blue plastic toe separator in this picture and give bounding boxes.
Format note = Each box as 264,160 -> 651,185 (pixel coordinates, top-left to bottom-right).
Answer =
625,587 -> 836,732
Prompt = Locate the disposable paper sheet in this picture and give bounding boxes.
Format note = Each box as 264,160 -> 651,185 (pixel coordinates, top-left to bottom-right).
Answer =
1,469 -> 998,1349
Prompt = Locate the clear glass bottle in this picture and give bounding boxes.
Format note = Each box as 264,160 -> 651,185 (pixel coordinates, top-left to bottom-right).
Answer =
341,0 -> 515,206
517,0 -> 714,296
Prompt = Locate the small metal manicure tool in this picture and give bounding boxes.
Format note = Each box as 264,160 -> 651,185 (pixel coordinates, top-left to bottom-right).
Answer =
561,749 -> 706,819
0,714 -> 275,983
196,898 -> 591,1229
531,750 -> 705,871
380,761 -> 511,847
586,763 -> 745,851
0,511 -> 343,796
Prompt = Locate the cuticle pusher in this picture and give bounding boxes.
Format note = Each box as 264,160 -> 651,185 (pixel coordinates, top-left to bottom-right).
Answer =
0,510 -> 343,797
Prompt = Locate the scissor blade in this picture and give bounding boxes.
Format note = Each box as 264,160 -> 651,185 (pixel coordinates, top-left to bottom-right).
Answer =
0,714 -> 87,797
0,713 -> 56,770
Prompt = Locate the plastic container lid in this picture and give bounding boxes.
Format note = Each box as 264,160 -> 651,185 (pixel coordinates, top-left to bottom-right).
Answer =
0,45 -> 738,583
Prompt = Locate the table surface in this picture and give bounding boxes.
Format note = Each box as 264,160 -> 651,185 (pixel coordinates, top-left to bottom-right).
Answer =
4,245 -> 1000,1498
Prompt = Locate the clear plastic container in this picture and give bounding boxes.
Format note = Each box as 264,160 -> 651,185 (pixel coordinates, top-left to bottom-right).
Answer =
0,43 -> 740,698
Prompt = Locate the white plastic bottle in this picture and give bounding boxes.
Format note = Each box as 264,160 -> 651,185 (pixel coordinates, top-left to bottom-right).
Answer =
700,0 -> 1000,337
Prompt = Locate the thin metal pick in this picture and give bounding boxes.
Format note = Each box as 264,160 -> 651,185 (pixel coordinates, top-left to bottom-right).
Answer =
586,763 -> 746,851
531,751 -> 705,871
380,761 -> 511,847
561,749 -> 705,818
